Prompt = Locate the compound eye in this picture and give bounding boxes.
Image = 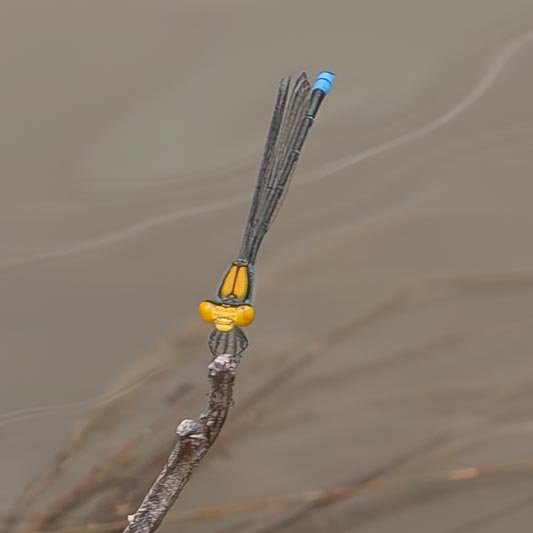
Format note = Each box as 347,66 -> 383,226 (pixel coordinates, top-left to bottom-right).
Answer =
198,301 -> 216,323
235,305 -> 255,327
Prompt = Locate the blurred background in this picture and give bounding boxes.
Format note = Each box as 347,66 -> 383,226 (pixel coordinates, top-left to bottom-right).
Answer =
1,1 -> 533,531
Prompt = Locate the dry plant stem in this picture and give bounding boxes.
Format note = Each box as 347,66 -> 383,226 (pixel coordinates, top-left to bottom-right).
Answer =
28,384 -> 198,532
10,457 -> 533,533
22,287 -> 412,529
21,274 -> 526,529
124,353 -> 239,533
3,327 -> 203,533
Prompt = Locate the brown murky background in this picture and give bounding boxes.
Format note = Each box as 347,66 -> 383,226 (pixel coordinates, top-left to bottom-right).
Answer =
2,1 -> 533,531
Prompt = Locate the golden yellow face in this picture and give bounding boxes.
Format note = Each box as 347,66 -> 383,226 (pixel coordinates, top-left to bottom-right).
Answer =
199,301 -> 255,331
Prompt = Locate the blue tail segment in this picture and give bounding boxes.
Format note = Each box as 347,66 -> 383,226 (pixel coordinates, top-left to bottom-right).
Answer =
313,71 -> 335,94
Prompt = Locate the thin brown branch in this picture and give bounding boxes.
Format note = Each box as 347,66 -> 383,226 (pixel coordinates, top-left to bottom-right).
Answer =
2,325 -> 203,533
25,456 -> 533,533
15,285 -> 414,529
27,383 -> 199,531
123,352 -> 240,533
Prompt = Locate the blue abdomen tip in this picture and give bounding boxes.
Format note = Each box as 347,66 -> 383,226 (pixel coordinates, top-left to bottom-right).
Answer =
313,71 -> 335,94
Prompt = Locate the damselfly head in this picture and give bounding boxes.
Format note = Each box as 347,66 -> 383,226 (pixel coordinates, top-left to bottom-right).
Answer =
199,300 -> 255,331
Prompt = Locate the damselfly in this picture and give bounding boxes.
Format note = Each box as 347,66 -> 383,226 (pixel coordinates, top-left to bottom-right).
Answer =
199,71 -> 335,356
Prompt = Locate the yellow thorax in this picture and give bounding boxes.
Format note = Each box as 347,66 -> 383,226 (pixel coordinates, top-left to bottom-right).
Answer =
218,261 -> 250,301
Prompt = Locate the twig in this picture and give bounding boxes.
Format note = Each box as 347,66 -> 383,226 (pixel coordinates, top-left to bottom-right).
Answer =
2,325 -> 203,533
28,383 -> 198,531
123,352 -> 240,532
28,286 -> 415,529
23,456 -> 533,532
18,272 -> 532,528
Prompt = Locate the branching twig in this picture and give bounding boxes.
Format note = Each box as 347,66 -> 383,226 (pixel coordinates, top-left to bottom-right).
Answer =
123,353 -> 240,532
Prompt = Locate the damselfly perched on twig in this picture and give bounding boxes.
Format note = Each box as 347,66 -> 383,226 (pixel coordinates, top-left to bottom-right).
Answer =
199,71 -> 335,357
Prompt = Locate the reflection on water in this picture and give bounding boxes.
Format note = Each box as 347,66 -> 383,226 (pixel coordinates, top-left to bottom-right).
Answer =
2,1 -> 533,531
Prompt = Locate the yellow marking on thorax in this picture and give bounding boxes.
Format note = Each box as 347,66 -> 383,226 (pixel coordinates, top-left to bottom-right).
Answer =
219,262 -> 250,301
